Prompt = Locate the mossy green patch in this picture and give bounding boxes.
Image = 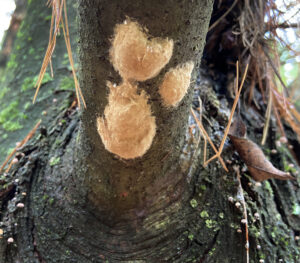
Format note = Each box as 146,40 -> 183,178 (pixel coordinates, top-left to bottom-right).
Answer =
45,15 -> 52,21
292,203 -> 300,216
154,218 -> 170,230
24,102 -> 31,110
0,101 -> 26,131
62,54 -> 70,65
50,156 -> 60,166
48,198 -> 55,205
188,233 -> 194,241
263,181 -> 273,196
205,219 -> 218,230
28,47 -> 35,55
0,87 -> 8,100
190,199 -> 198,208
7,54 -> 17,70
283,160 -> 297,173
7,147 -> 14,155
200,210 -> 209,218
16,21 -> 26,39
22,73 -> 52,91
2,121 -> 23,131
60,76 -> 74,91
208,247 -> 216,256
200,185 -> 206,191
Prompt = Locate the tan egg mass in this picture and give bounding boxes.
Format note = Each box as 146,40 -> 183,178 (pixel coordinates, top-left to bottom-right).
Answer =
97,82 -> 156,159
110,19 -> 173,81
159,61 -> 194,107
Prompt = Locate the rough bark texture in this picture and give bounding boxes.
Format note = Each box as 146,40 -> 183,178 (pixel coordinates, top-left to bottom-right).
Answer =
0,0 -> 299,262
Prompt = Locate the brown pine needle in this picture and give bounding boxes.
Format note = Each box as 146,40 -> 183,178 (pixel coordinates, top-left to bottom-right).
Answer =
33,0 -> 86,108
261,83 -> 272,145
272,99 -> 285,137
0,120 -> 41,174
5,159 -> 15,174
203,133 -> 207,164
61,0 -> 86,108
204,62 -> 249,169
33,0 -> 63,104
197,96 -> 207,163
191,108 -> 228,172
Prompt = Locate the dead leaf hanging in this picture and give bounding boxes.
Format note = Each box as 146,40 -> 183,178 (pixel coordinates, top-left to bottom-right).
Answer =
229,117 -> 295,182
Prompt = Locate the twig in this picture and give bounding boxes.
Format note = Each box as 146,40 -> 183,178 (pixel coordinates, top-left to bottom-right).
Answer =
262,46 -> 290,97
5,159 -> 15,174
261,74 -> 272,145
208,0 -> 238,31
204,62 -> 249,170
197,96 -> 207,163
267,22 -> 299,30
190,108 -> 228,172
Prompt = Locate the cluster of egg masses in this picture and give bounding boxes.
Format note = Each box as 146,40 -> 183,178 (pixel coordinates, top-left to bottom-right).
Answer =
97,19 -> 194,159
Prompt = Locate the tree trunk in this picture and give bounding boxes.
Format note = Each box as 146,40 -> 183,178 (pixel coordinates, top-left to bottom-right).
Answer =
0,0 -> 299,262
77,0 -> 212,223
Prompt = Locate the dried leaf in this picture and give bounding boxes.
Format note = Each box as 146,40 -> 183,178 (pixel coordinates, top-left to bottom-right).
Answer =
229,118 -> 294,181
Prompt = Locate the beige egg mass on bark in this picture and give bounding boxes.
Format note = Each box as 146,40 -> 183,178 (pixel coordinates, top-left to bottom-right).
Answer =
110,19 -> 173,81
159,61 -> 194,107
97,82 -> 156,159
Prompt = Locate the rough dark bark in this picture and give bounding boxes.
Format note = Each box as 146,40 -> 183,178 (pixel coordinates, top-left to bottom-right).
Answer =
0,0 -> 299,262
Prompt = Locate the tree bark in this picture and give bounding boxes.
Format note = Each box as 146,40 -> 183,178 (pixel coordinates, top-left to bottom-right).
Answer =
0,0 -> 300,262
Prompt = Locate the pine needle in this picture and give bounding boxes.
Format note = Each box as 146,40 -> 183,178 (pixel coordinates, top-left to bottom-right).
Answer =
261,76 -> 272,145
61,0 -> 86,108
191,108 -> 228,172
33,0 -> 86,108
204,62 -> 249,169
33,0 -> 63,104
